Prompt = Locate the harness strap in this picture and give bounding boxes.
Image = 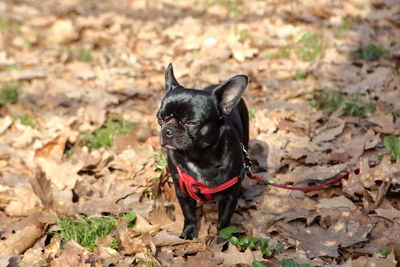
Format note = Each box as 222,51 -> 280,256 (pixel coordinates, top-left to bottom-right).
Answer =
177,166 -> 241,202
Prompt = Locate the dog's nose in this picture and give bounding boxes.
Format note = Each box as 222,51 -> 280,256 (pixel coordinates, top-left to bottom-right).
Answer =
163,127 -> 174,138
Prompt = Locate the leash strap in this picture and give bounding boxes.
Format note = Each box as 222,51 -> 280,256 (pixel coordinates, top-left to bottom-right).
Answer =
241,145 -> 389,191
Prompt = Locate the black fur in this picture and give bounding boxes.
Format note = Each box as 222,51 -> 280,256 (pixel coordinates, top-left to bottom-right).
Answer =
157,63 -> 249,241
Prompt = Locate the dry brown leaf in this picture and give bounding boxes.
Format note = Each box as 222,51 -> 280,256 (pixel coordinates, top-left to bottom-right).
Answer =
274,208 -> 318,225
34,135 -> 83,190
152,230 -> 191,247
4,186 -> 41,216
281,215 -> 373,258
345,252 -> 397,267
119,234 -> 147,255
176,250 -> 223,267
358,156 -> 400,186
374,201 -> 400,222
93,247 -> 121,266
0,115 -> 12,135
48,19 -> 79,44
354,220 -> 400,256
257,188 -> 317,214
342,171 -> 366,198
132,213 -> 159,234
214,244 -> 254,265
368,111 -> 395,134
0,212 -> 45,256
50,240 -> 101,267
20,247 -> 48,267
313,119 -> 345,144
316,196 -> 356,210
29,168 -> 53,209
277,163 -> 347,184
343,67 -> 396,94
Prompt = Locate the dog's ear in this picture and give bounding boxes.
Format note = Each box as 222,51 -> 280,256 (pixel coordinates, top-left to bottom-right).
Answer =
165,63 -> 182,91
213,75 -> 248,116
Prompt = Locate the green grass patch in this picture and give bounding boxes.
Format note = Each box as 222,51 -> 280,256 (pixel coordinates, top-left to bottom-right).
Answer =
354,3 -> 365,9
81,117 -> 133,149
76,49 -> 93,62
263,46 -> 291,60
16,114 -> 36,128
206,0 -> 241,16
236,29 -> 252,41
0,83 -> 20,106
155,150 -> 167,172
204,65 -> 220,73
23,39 -> 32,47
293,71 -> 309,80
4,65 -> 19,71
249,107 -> 257,119
295,32 -> 322,61
122,212 -> 137,227
281,259 -> 310,267
0,18 -> 21,33
352,44 -> 388,61
384,135 -> 400,161
56,215 -> 119,251
334,16 -> 356,38
309,90 -> 376,117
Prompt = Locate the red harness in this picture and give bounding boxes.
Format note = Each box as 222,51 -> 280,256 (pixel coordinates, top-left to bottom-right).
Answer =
177,166 -> 241,202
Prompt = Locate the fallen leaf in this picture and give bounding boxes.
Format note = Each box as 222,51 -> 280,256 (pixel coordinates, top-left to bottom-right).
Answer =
34,135 -> 67,163
343,67 -> 395,94
277,163 -> 347,184
316,196 -> 356,210
346,251 -> 397,267
152,230 -> 191,247
281,214 -> 374,258
368,111 -> 395,134
48,19 -> 79,44
132,213 -> 159,234
214,244 -> 254,265
0,115 -> 13,135
274,208 -> 318,225
0,212 -> 45,256
313,118 -> 345,144
15,69 -> 47,81
93,247 -> 121,266
50,240 -> 101,267
5,186 -> 41,216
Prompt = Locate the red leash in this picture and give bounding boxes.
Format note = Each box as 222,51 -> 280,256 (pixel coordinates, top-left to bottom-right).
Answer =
241,144 -> 394,191
247,163 -> 381,191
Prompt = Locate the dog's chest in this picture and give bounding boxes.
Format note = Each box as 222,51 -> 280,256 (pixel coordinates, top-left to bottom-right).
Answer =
181,161 -> 230,187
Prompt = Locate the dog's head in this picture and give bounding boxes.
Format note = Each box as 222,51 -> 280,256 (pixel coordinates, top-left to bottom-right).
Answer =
157,64 -> 248,151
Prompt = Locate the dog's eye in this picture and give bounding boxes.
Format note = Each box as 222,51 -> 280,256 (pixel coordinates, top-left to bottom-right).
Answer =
185,121 -> 199,126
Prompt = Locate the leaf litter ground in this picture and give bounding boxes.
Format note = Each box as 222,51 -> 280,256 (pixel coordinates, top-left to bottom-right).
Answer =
0,0 -> 399,266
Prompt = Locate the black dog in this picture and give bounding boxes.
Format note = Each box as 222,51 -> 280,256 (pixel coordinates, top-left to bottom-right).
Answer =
157,64 -> 249,240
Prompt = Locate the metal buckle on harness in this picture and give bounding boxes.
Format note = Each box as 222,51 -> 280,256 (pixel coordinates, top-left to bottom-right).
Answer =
241,143 -> 254,178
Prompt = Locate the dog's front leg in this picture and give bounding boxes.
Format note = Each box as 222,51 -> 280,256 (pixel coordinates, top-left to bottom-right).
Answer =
216,191 -> 239,242
176,188 -> 197,239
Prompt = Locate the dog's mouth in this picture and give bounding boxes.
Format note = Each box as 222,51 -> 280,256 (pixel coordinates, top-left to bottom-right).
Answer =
160,136 -> 177,150
164,144 -> 177,150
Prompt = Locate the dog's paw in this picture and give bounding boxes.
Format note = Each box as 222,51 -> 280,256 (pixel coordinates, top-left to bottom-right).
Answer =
179,225 -> 196,240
